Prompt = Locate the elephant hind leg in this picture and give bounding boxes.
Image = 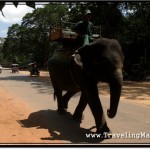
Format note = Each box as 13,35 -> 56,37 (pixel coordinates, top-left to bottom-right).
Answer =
54,88 -> 66,115
63,91 -> 78,109
49,71 -> 66,115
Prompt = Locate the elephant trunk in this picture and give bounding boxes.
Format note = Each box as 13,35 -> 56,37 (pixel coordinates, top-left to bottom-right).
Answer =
107,69 -> 123,118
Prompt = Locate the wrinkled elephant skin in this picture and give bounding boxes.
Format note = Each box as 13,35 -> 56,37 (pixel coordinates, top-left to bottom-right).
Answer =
48,37 -> 124,135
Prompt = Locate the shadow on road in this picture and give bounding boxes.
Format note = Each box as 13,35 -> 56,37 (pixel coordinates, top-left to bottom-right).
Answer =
18,109 -> 106,144
0,70 -> 81,97
0,74 -> 55,95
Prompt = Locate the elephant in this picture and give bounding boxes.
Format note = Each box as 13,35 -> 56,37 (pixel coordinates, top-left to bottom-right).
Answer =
48,37 -> 124,135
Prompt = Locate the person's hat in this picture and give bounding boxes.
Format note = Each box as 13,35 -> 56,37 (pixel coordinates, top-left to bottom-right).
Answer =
84,9 -> 92,16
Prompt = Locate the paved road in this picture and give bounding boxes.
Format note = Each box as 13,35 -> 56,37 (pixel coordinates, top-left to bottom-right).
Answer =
0,68 -> 150,145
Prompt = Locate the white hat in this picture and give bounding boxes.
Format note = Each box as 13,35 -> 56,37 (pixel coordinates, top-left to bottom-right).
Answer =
84,9 -> 92,16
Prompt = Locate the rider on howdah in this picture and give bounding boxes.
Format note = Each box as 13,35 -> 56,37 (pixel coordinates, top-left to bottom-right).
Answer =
73,9 -> 94,47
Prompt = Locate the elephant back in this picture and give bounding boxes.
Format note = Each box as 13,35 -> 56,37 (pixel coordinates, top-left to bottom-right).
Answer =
48,49 -> 80,91
49,49 -> 72,67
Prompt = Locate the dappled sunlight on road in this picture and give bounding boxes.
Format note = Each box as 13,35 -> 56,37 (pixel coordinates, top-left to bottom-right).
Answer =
20,70 -> 150,106
98,81 -> 150,106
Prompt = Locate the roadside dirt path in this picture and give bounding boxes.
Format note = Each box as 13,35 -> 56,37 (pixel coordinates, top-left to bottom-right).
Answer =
0,70 -> 65,144
0,70 -> 149,144
0,85 -> 64,144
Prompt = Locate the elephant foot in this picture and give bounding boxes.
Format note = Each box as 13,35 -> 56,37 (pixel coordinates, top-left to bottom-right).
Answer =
57,109 -> 66,115
72,112 -> 84,122
96,123 -> 112,139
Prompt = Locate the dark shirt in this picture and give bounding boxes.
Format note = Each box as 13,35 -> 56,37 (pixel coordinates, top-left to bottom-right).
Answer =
73,21 -> 94,36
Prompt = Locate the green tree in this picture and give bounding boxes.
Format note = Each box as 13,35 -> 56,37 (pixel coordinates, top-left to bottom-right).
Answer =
2,3 -> 68,67
122,2 -> 150,65
2,2 -> 150,80
2,24 -> 22,63
0,38 -> 4,62
68,2 -> 124,38
20,3 -> 68,67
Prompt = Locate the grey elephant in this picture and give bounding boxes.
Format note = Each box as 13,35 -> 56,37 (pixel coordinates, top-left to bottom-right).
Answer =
48,37 -> 124,135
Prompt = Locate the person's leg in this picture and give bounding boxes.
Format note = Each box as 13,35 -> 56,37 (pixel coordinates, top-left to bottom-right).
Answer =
82,34 -> 89,46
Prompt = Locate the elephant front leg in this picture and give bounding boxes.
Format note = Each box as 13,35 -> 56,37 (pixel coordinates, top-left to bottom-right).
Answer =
86,84 -> 111,136
73,92 -> 87,122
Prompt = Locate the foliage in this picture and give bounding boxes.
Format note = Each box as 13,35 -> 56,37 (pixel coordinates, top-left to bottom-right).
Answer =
0,38 -> 4,62
1,2 -> 150,81
120,2 -> 150,80
2,3 -> 68,67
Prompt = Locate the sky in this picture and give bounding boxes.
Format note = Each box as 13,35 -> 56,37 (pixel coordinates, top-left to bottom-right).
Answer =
0,2 -> 47,38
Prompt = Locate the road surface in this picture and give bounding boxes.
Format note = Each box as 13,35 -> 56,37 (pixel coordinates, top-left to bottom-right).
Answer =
0,68 -> 150,145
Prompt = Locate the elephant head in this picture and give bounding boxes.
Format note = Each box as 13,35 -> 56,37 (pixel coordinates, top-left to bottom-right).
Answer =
73,38 -> 124,118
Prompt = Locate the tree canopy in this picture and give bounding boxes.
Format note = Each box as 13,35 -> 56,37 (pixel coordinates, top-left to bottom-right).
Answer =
1,2 -> 150,81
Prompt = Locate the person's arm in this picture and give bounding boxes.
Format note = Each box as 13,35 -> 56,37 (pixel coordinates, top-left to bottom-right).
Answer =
72,21 -> 83,36
89,22 -> 94,36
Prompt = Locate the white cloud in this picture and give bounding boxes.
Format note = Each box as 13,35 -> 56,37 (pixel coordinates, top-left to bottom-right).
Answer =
0,2 -> 49,37
0,2 -> 34,24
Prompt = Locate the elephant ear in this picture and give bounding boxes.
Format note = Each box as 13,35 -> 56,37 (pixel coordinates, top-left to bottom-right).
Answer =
73,54 -> 83,69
